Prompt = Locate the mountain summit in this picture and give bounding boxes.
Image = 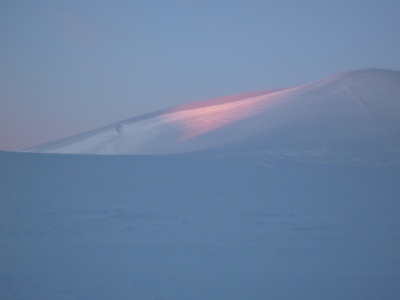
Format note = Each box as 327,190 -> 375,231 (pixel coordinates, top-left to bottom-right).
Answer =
25,69 -> 400,156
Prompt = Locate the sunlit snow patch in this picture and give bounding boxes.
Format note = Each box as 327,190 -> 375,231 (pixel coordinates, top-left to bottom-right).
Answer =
163,90 -> 289,139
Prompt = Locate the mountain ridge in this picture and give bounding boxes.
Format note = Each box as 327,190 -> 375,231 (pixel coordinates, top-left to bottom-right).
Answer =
24,68 -> 400,156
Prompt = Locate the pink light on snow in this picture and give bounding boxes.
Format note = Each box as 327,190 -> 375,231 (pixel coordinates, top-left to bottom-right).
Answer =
163,89 -> 287,140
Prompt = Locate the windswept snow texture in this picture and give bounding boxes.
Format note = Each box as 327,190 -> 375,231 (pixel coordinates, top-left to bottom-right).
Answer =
1,151 -> 400,300
24,68 -> 400,155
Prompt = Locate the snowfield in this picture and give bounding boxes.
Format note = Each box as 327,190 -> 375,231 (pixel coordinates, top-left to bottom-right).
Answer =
1,151 -> 399,300
2,68 -> 400,299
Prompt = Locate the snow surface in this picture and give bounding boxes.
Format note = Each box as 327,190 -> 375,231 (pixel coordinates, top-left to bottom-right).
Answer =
1,151 -> 400,299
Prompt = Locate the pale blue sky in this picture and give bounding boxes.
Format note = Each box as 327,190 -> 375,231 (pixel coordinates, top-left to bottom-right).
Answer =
1,0 -> 399,150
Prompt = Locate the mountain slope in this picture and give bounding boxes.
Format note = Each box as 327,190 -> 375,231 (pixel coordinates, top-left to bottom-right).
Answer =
24,68 -> 400,155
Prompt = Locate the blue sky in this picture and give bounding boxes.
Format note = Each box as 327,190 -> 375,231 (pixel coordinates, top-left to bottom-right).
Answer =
1,0 -> 400,150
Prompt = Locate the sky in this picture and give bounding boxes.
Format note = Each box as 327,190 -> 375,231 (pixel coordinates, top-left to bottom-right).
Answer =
1,0 -> 400,151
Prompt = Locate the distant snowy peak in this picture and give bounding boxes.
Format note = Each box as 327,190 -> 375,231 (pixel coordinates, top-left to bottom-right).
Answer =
24,89 -> 290,154
24,68 -> 400,155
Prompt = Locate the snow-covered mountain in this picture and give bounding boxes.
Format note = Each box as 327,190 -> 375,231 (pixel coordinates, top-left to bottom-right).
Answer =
24,68 -> 400,156
3,68 -> 400,299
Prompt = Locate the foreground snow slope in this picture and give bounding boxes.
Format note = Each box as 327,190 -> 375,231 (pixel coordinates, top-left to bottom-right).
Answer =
25,68 -> 400,155
1,151 -> 400,299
